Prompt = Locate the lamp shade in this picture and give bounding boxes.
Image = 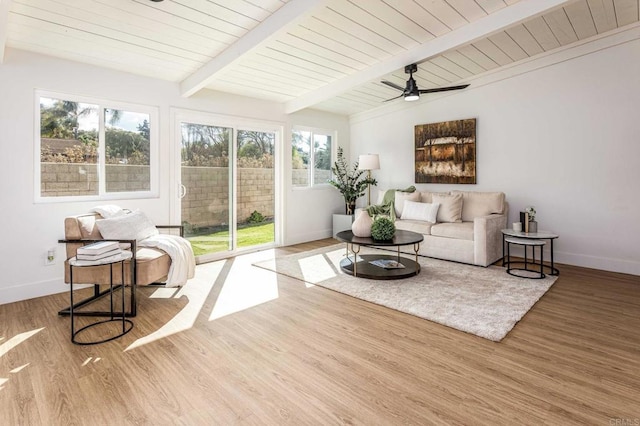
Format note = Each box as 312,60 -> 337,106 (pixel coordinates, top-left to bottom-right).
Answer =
357,154 -> 380,170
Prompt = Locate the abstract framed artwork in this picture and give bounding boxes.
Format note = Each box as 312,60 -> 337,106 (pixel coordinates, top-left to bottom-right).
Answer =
414,118 -> 476,184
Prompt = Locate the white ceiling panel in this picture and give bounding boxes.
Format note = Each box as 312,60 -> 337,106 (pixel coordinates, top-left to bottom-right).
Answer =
441,50 -> 489,75
383,0 -> 451,36
523,16 -> 562,51
505,24 -> 545,56
614,0 -> 640,26
588,0 -> 618,33
543,8 -> 580,45
3,0 -> 640,116
565,1 -> 598,39
476,0 -> 509,14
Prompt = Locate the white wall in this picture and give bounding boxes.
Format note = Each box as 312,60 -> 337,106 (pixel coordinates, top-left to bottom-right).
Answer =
0,49 -> 346,304
350,28 -> 640,276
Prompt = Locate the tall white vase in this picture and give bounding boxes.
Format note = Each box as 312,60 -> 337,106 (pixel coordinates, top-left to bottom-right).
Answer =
351,210 -> 373,237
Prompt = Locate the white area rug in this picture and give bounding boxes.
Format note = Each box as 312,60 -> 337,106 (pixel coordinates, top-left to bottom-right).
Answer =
253,244 -> 558,342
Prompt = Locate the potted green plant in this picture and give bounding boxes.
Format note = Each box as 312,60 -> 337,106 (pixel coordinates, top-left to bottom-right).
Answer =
371,216 -> 396,240
328,147 -> 377,214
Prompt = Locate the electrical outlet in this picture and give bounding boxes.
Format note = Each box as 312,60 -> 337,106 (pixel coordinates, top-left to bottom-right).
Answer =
45,248 -> 56,266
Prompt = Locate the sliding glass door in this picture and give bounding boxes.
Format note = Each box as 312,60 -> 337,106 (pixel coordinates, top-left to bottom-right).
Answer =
180,122 -> 233,259
174,112 -> 280,262
236,129 -> 275,249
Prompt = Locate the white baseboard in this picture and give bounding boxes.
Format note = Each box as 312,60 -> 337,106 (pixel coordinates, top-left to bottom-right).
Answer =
555,251 -> 640,276
0,278 -> 67,306
285,228 -> 333,247
507,246 -> 640,276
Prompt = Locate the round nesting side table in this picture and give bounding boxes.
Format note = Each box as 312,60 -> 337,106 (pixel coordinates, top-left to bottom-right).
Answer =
501,229 -> 560,276
504,237 -> 546,279
69,251 -> 134,345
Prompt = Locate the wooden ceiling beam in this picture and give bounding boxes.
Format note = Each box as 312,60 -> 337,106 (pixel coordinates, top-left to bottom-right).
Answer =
180,0 -> 326,98
0,0 -> 14,64
284,0 -> 574,114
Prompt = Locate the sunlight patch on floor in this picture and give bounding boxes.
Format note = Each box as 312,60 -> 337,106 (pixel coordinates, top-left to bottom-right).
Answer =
125,260 -> 224,351
0,328 -> 44,358
148,287 -> 180,299
10,363 -> 29,373
0,329 -> 42,393
297,248 -> 346,286
299,254 -> 337,284
82,357 -> 102,366
209,249 -> 278,321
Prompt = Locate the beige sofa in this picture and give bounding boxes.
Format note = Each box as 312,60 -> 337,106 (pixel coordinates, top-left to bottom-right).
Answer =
388,190 -> 508,267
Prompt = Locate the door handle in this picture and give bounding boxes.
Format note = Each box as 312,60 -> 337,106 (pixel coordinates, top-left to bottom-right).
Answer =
179,184 -> 186,199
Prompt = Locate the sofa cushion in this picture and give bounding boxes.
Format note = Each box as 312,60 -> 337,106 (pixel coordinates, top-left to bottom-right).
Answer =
394,191 -> 421,217
419,191 -> 433,203
401,200 -> 439,223
432,193 -> 463,223
395,219 -> 435,235
64,247 -> 170,286
452,191 -> 505,222
77,215 -> 102,239
430,222 -> 474,241
418,191 -> 448,203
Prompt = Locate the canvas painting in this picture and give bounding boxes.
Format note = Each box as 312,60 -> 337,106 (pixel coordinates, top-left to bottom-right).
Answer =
414,119 -> 476,184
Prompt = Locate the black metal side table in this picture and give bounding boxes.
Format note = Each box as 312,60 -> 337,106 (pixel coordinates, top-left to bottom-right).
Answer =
69,251 -> 134,345
501,229 -> 560,276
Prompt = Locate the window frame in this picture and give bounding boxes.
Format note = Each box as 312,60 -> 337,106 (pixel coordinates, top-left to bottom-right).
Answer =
291,126 -> 336,189
34,90 -> 159,203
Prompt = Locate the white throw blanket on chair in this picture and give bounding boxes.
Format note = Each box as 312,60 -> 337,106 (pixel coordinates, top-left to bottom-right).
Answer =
139,234 -> 195,287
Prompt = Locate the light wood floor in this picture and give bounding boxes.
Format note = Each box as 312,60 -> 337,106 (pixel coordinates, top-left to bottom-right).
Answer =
1,238 -> 639,425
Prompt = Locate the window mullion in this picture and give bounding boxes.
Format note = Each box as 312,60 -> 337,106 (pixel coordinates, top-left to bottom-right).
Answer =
309,131 -> 315,186
98,106 -> 106,196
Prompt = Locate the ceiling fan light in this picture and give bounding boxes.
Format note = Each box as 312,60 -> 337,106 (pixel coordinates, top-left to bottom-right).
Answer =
405,93 -> 419,101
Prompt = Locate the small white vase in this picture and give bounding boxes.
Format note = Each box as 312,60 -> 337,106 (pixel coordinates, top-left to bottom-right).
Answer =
352,210 -> 373,237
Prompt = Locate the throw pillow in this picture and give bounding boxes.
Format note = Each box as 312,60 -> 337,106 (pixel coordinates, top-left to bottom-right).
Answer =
401,200 -> 440,223
77,216 -> 102,240
451,191 -> 505,222
90,204 -> 126,218
394,191 -> 421,218
96,210 -> 159,242
431,193 -> 463,223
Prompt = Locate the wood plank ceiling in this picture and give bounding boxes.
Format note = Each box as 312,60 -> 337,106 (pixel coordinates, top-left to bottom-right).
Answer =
3,0 -> 640,116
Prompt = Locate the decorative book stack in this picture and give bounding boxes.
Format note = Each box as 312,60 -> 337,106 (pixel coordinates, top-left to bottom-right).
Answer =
519,211 -> 530,233
74,241 -> 123,265
519,211 -> 538,233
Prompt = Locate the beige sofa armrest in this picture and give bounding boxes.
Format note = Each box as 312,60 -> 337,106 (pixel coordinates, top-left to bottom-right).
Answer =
473,213 -> 508,266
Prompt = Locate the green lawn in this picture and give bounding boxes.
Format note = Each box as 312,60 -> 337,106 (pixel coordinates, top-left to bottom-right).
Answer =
187,222 -> 275,256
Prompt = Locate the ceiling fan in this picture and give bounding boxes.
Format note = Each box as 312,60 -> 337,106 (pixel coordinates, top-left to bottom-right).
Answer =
381,64 -> 469,102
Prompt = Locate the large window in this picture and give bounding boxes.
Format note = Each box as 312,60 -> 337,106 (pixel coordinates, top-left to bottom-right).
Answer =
292,127 -> 333,188
36,91 -> 158,201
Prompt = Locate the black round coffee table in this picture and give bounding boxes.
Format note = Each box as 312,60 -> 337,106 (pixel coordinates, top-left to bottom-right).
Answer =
335,230 -> 424,280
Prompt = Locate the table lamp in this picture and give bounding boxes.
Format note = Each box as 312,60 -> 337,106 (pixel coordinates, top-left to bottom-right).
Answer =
357,154 -> 380,206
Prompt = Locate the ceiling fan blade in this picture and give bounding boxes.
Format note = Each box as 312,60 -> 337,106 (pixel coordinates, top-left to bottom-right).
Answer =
418,84 -> 470,94
383,94 -> 404,102
381,80 -> 406,91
